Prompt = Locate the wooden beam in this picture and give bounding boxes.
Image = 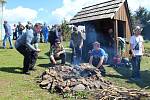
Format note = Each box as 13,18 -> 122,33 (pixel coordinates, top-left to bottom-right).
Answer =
114,20 -> 118,55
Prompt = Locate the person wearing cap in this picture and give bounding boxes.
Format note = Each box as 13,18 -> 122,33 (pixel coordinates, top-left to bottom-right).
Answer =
48,25 -> 58,46
15,24 -> 41,75
130,26 -> 145,80
50,39 -> 66,65
70,26 -> 84,65
89,41 -> 107,76
3,21 -> 13,49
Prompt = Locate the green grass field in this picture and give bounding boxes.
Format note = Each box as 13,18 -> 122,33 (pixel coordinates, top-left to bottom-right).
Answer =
0,41 -> 150,100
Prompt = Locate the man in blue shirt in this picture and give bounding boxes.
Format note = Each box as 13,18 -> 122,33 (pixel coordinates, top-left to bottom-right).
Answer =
2,21 -> 13,49
15,24 -> 41,75
42,22 -> 49,43
89,41 -> 107,76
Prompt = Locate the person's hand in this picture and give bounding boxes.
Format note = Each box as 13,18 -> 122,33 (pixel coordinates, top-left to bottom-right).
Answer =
36,49 -> 41,52
132,53 -> 135,57
56,53 -> 60,57
97,66 -> 100,69
53,61 -> 57,65
79,46 -> 82,50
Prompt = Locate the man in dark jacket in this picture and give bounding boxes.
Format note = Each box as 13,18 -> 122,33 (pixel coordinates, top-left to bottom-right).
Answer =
15,24 -> 40,75
70,26 -> 84,65
48,25 -> 58,46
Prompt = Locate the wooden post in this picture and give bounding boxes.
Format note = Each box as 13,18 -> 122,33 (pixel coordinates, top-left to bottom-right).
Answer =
114,20 -> 118,55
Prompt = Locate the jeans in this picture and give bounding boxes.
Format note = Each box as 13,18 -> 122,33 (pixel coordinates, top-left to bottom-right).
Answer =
50,53 -> 66,64
16,45 -> 38,72
131,56 -> 142,78
72,47 -> 82,65
44,33 -> 48,43
3,34 -> 13,48
13,32 -> 17,40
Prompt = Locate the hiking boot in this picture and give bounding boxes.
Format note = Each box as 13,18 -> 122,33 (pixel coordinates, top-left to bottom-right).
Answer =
29,68 -> 36,71
10,47 -> 13,49
23,71 -> 31,75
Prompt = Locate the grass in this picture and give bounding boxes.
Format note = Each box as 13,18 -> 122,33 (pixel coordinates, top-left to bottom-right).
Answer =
0,42 -> 62,100
0,41 -> 150,100
105,41 -> 150,91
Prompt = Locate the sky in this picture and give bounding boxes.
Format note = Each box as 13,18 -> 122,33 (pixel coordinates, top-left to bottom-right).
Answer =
3,0 -> 150,25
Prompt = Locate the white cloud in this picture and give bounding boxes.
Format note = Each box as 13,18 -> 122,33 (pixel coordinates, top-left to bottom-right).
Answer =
128,0 -> 150,11
52,0 -> 150,23
38,8 -> 44,12
52,0 -> 105,22
4,6 -> 38,24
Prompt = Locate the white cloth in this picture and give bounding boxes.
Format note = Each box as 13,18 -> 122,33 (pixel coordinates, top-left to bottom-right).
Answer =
12,26 -> 16,33
130,35 -> 144,56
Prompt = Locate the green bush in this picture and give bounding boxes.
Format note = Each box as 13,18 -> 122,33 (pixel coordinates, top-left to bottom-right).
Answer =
61,19 -> 72,41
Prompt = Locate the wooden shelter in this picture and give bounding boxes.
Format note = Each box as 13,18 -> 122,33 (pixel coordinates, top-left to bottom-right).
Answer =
70,0 -> 132,62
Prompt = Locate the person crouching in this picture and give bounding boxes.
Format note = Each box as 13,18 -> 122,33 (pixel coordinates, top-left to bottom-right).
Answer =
15,24 -> 41,75
50,39 -> 66,66
89,42 -> 107,76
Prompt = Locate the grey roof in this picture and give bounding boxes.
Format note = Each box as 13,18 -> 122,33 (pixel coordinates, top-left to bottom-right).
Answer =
70,0 -> 125,24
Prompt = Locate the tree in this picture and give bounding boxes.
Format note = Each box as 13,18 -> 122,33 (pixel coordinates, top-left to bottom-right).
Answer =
61,19 -> 72,41
134,7 -> 150,26
129,8 -> 136,29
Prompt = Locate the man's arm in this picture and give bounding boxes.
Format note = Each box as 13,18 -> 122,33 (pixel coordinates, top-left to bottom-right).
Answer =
57,50 -> 65,56
130,36 -> 135,56
50,47 -> 57,64
97,56 -> 104,68
141,36 -> 145,54
4,24 -> 8,34
57,46 -> 65,56
70,33 -> 74,47
26,32 -> 37,51
130,43 -> 135,57
142,42 -> 145,54
89,56 -> 93,65
50,55 -> 57,64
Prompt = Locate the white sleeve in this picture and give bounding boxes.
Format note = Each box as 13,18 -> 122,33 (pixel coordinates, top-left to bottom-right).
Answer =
140,36 -> 144,42
130,36 -> 134,44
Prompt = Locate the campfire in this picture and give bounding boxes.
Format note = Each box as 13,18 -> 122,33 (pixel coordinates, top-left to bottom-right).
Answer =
37,64 -> 150,99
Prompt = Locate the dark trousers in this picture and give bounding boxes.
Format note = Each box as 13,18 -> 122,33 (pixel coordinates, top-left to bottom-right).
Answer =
13,32 -> 17,40
16,45 -> 38,72
71,47 -> 82,65
131,56 -> 142,78
50,53 -> 66,64
92,57 -> 106,74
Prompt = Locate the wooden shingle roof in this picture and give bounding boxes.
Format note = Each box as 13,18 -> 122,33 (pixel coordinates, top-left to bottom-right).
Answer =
70,0 -> 125,24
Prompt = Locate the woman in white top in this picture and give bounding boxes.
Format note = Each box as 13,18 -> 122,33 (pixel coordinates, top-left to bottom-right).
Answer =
130,26 -> 145,80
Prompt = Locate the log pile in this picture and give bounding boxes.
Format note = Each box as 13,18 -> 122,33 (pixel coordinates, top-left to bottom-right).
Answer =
90,86 -> 150,100
37,64 -> 150,99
